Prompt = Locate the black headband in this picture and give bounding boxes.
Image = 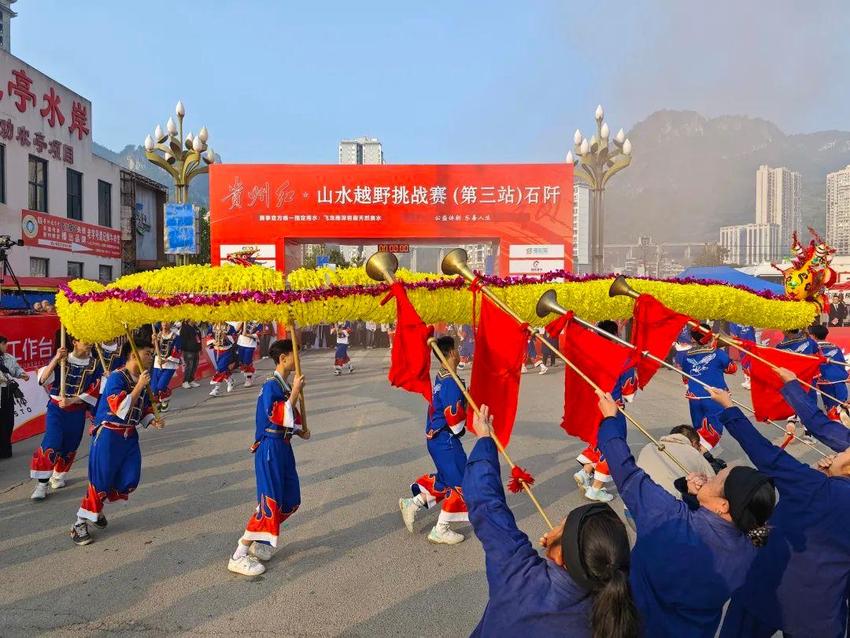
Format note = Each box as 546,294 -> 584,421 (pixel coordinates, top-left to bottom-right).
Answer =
725,466 -> 773,531
563,502 -> 614,592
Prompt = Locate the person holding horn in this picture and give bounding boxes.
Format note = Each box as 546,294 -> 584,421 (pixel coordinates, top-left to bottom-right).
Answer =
30,332 -> 102,499
71,337 -> 164,545
228,338 -> 308,577
463,403 -> 639,638
714,369 -> 850,638
399,335 -> 470,545
595,390 -> 775,637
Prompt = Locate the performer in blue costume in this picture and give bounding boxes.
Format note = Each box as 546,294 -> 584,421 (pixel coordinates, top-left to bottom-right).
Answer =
235,320 -> 262,387
595,390 -> 775,638
463,404 -> 639,638
71,338 -> 164,545
30,334 -> 102,499
809,324 -> 849,421
151,321 -> 182,411
207,322 -> 237,396
675,323 -> 737,452
399,336 -> 470,545
227,338 -> 308,577
717,370 -> 850,638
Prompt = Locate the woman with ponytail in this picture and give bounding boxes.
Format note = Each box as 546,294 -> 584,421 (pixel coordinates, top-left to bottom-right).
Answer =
463,405 -> 639,638
595,391 -> 775,638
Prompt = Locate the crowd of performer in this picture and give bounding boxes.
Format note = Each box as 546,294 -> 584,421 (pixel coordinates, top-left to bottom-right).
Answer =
14,306 -> 850,637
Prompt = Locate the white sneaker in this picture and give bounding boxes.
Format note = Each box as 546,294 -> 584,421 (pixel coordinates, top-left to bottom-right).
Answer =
190,381 -> 201,388
182,382 -> 191,389
399,497 -> 419,533
428,524 -> 465,545
585,486 -> 615,503
227,554 -> 266,576
521,365 -> 528,374
226,380 -> 234,393
741,379 -> 751,390
49,475 -> 66,490
31,482 -> 48,500
573,470 -> 591,491
209,385 -> 221,397
249,542 -> 274,561
244,379 -> 253,388
538,364 -> 548,375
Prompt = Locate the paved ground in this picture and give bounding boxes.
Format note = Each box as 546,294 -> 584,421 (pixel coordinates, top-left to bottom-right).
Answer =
0,348 -> 824,637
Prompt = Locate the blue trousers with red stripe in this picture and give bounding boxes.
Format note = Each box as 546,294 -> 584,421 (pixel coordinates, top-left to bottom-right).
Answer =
30,402 -> 88,478
151,368 -> 176,397
78,426 -> 141,521
242,437 -> 301,547
688,398 -> 724,450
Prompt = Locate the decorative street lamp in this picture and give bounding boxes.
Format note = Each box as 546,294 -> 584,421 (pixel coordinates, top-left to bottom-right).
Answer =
143,101 -> 215,265
567,104 -> 632,273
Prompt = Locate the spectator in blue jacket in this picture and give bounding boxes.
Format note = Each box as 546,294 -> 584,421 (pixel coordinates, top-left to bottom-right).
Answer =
716,368 -> 850,638
463,405 -> 639,638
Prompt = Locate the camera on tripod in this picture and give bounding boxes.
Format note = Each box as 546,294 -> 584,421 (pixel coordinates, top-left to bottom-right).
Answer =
0,236 -> 23,250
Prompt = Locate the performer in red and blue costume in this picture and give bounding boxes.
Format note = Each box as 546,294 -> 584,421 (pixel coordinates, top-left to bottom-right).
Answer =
235,320 -> 262,387
675,323 -> 737,451
70,338 -> 164,545
808,324 -> 848,420
30,334 -> 102,500
727,323 -> 755,389
574,320 -> 637,503
207,322 -> 237,396
399,335 -> 470,545
151,321 -> 182,411
227,338 -> 308,576
331,322 -> 353,375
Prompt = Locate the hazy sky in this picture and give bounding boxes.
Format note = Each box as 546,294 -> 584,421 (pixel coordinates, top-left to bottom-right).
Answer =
14,1 -> 850,164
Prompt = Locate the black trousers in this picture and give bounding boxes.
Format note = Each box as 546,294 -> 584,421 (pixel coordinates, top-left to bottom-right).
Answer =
183,351 -> 199,383
0,386 -> 15,457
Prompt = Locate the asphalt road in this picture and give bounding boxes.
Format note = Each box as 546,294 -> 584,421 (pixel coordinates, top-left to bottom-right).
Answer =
0,348 -> 822,637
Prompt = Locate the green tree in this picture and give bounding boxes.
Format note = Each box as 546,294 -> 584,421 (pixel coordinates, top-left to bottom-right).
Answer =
189,207 -> 210,265
302,244 -> 349,269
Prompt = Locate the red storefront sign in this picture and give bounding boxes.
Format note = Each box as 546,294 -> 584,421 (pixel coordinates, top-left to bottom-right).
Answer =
209,164 -> 573,274
21,209 -> 121,259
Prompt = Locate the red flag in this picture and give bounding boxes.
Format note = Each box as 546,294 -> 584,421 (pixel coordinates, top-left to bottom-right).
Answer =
467,296 -> 527,445
746,341 -> 823,421
384,282 -> 433,403
559,313 -> 634,447
630,294 -> 691,389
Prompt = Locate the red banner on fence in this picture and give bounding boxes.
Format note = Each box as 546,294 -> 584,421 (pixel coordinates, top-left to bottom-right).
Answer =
21,209 -> 121,259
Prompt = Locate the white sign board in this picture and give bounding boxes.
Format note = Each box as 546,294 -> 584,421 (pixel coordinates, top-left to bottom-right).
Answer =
508,244 -> 565,259
509,258 -> 565,274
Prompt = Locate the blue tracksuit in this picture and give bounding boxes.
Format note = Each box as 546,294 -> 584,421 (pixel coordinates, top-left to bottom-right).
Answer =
78,369 -> 155,521
816,340 -> 848,416
719,390 -> 850,638
241,372 -> 302,547
676,344 -> 737,449
597,413 -> 756,637
411,370 -> 468,521
464,437 -> 592,637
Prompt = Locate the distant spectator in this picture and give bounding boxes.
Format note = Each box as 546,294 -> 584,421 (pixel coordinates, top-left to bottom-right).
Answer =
365,321 -> 377,349
833,295 -> 847,327
0,335 -> 29,459
180,320 -> 202,388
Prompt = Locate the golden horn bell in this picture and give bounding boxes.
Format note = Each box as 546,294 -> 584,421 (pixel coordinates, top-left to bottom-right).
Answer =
535,289 -> 568,319
441,248 -> 476,281
608,274 -> 639,299
365,251 -> 399,283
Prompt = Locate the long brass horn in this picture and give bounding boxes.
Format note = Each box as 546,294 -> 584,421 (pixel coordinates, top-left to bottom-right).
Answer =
365,251 -> 399,283
441,248 -> 477,280
608,274 -> 639,299
535,289 -> 568,319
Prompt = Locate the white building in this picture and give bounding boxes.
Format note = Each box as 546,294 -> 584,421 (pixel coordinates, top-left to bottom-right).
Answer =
0,35 -> 166,284
572,183 -> 589,272
339,137 -> 383,165
719,222 -> 781,265
826,165 -> 850,254
755,164 -> 801,238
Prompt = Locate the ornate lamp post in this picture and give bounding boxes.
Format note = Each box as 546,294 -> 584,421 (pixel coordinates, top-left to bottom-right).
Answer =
143,101 -> 215,265
567,104 -> 632,273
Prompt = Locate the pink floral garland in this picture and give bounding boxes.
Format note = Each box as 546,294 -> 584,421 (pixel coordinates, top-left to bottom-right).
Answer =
58,272 -> 788,308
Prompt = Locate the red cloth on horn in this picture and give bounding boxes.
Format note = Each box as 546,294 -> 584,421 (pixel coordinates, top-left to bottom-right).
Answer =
630,294 -> 691,389
744,340 -> 824,421
559,312 -> 634,447
466,296 -> 527,445
384,282 -> 433,404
